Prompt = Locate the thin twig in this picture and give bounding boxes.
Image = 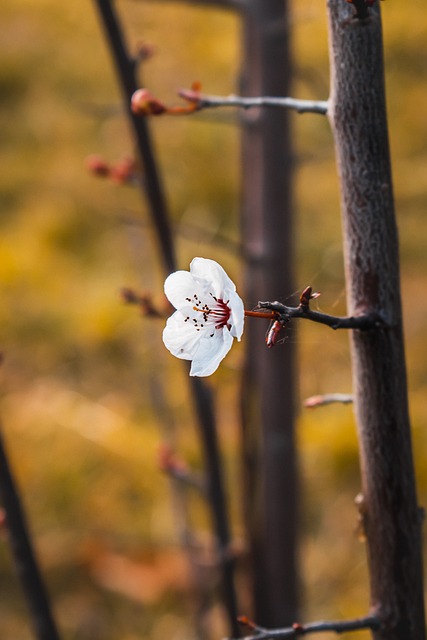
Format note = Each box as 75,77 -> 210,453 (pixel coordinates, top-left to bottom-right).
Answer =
179,90 -> 329,115
256,300 -> 384,331
132,87 -> 328,117
142,0 -> 243,9
94,0 -> 176,274
0,422 -> 61,640
234,614 -> 380,639
93,2 -> 239,634
244,287 -> 384,350
304,393 -> 353,408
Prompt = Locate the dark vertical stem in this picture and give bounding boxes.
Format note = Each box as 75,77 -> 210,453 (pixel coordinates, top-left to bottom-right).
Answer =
327,2 -> 425,638
93,2 -> 239,633
0,425 -> 61,640
190,377 -> 240,636
239,0 -> 299,626
93,0 -> 176,275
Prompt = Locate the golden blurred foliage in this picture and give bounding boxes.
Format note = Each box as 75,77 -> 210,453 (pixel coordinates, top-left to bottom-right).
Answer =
0,0 -> 427,638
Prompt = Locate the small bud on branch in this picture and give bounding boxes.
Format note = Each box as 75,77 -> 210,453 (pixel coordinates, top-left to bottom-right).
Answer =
131,83 -> 328,117
231,614 -> 380,640
120,287 -> 166,317
304,393 -> 353,408
86,155 -> 139,185
255,295 -> 386,333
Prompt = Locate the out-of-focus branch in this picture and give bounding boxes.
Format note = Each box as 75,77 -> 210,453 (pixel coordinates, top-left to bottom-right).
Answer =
304,393 -> 353,408
131,86 -> 329,117
93,0 -> 176,274
0,421 -> 61,640
234,613 -> 379,639
93,3 -> 239,634
143,0 -> 243,9
178,89 -> 328,115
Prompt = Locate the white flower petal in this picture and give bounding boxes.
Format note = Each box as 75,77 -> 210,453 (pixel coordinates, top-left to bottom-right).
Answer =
190,329 -> 233,377
227,289 -> 245,340
190,257 -> 237,299
162,257 -> 244,376
163,311 -> 204,360
164,271 -> 203,310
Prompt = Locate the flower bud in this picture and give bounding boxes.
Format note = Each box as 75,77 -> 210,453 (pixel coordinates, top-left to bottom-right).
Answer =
85,154 -> 110,177
131,89 -> 166,116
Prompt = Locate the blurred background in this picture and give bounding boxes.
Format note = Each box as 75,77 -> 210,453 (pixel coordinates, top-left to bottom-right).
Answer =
1,0 -> 427,638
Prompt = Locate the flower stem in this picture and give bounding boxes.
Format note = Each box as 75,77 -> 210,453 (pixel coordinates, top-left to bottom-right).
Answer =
245,310 -> 278,320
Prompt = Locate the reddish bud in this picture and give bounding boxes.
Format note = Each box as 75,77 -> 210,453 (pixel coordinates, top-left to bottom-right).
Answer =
134,41 -> 156,62
110,156 -> 137,185
120,288 -> 164,317
158,444 -> 188,475
85,154 -> 110,177
300,286 -> 320,308
266,319 -> 284,348
131,88 -> 167,116
237,616 -> 257,630
303,395 -> 324,409
0,509 -> 8,540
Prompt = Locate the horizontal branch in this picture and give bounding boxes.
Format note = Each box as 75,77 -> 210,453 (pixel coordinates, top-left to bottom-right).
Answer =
234,614 -> 380,640
256,300 -> 384,331
131,87 -> 329,117
179,90 -> 329,115
144,0 -> 242,10
304,393 -> 354,408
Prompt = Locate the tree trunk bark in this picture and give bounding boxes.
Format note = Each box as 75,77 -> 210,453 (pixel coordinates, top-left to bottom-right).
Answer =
326,2 -> 425,638
239,0 -> 299,626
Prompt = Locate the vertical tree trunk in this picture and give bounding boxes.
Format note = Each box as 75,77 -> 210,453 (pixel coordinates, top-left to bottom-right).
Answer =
326,2 -> 425,638
239,0 -> 299,626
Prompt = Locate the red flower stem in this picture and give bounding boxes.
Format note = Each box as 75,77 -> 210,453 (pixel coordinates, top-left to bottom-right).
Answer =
245,310 -> 278,320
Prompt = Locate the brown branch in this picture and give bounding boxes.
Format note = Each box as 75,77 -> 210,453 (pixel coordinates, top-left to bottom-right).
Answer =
93,2 -> 239,635
144,0 -> 243,9
93,0 -> 176,274
0,422 -> 61,640
327,2 -> 426,637
345,0 -> 377,21
234,614 -> 379,639
254,286 -> 385,333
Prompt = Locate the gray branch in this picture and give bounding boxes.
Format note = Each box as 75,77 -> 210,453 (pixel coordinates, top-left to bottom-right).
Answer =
180,90 -> 329,115
232,614 -> 379,640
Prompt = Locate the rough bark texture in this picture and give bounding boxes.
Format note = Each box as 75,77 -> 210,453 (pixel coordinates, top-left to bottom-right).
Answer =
327,2 -> 425,638
239,0 -> 299,626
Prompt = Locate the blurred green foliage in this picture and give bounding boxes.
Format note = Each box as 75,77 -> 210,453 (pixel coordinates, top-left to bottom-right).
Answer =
0,0 -> 427,638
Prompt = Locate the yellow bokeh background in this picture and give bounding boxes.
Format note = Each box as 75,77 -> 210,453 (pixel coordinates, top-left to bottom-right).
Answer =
1,1 -> 427,638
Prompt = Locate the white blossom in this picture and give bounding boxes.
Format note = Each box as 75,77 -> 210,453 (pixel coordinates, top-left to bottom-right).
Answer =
163,258 -> 244,376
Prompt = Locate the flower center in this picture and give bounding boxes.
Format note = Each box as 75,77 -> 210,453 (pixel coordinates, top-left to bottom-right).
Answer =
184,292 -> 231,333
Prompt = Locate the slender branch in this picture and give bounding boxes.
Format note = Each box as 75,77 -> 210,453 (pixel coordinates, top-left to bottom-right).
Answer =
131,87 -> 329,117
178,90 -> 329,115
143,0 -> 243,10
0,422 -> 61,640
255,299 -> 384,331
233,614 -> 380,640
94,0 -> 176,274
304,393 -> 353,408
93,4 -> 239,633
